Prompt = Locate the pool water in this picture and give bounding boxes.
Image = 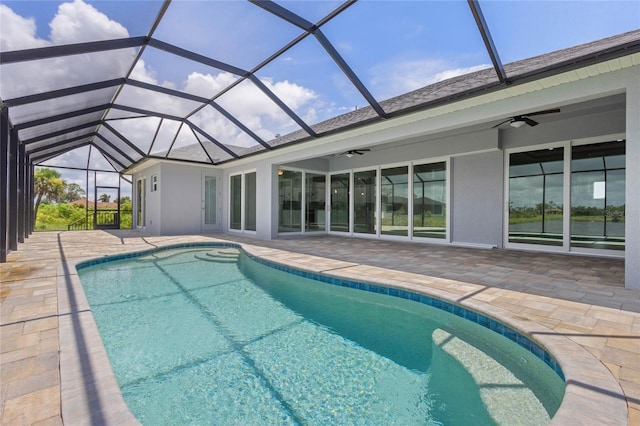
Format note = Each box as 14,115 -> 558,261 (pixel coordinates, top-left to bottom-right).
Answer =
78,247 -> 564,425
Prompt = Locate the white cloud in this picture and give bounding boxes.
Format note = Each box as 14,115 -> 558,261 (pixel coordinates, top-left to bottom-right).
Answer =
1,1 -> 327,153
50,0 -> 128,43
370,59 -> 490,101
0,5 -> 49,50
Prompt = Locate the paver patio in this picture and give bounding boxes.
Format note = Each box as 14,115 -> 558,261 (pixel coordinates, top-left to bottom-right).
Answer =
1,230 -> 639,425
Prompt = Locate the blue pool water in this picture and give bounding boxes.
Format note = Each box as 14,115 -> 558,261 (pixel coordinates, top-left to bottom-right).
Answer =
77,246 -> 564,425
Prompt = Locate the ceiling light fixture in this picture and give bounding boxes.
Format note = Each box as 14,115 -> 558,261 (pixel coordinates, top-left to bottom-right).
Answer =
277,168 -> 284,176
510,120 -> 527,128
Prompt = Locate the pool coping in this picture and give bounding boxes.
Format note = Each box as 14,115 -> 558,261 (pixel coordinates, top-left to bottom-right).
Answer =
57,240 -> 628,425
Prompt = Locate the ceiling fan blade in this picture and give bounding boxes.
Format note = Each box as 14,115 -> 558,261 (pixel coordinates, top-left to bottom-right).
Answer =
492,118 -> 512,128
524,108 -> 561,117
522,117 -> 539,126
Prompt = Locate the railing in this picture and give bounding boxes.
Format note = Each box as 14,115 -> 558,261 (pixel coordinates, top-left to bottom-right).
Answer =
67,210 -> 133,231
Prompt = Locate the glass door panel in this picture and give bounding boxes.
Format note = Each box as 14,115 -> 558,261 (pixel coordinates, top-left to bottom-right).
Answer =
305,173 -> 326,232
354,170 -> 377,234
413,162 -> 446,239
244,172 -> 257,231
230,174 -> 242,230
571,141 -> 625,250
136,178 -> 145,228
508,148 -> 563,246
330,173 -> 350,232
203,176 -> 217,225
381,166 -> 408,236
279,170 -> 302,233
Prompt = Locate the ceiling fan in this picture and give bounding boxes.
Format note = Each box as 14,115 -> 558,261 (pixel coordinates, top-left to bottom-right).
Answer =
341,149 -> 370,158
492,108 -> 561,128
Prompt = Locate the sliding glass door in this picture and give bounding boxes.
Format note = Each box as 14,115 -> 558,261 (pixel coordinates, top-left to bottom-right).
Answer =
354,170 -> 376,234
508,147 -> 564,246
381,166 -> 408,236
330,173 -> 350,232
571,141 -> 625,250
507,140 -> 625,251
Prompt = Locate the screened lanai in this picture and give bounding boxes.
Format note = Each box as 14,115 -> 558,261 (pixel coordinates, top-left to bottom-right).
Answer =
2,0 -> 640,263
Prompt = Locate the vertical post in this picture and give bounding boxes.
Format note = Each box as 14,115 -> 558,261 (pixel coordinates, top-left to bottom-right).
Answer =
8,127 -> 18,251
18,143 -> 25,243
0,108 -> 9,262
625,84 -> 640,289
29,164 -> 34,233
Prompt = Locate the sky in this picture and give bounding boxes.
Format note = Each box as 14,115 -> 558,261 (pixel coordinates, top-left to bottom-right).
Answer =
1,0 -> 639,189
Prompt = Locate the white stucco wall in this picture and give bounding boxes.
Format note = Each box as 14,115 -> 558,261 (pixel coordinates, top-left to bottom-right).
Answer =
451,151 -> 504,248
130,61 -> 639,287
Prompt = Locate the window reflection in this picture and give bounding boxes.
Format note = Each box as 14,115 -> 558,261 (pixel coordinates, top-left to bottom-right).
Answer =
330,173 -> 350,232
230,174 -> 242,230
354,170 -> 377,234
381,166 -> 408,236
279,170 -> 302,233
244,172 -> 256,232
413,162 -> 446,239
508,148 -> 564,246
571,141 -> 625,250
305,173 -> 326,232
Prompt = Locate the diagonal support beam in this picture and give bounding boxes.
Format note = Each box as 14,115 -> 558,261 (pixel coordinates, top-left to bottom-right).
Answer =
0,37 -> 147,64
22,121 -> 102,145
147,38 -> 248,76
14,104 -> 111,130
31,142 -> 91,164
186,120 -> 239,159
94,133 -> 137,164
3,79 -> 125,107
249,1 -> 387,119
89,142 -> 126,170
467,0 -> 507,84
314,30 -> 388,118
249,0 -> 315,31
27,134 -> 93,155
248,75 -> 316,137
101,121 -> 147,158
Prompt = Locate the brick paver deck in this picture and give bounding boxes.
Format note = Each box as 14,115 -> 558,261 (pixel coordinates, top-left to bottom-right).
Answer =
1,230 -> 638,425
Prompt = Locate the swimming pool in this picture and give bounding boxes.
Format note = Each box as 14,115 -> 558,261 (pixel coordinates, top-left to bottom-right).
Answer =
77,244 -> 565,425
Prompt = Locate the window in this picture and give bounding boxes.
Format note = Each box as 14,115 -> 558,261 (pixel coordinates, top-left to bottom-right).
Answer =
150,174 -> 158,192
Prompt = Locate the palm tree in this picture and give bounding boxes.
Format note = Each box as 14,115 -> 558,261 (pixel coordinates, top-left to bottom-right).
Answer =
33,168 -> 65,221
98,193 -> 111,203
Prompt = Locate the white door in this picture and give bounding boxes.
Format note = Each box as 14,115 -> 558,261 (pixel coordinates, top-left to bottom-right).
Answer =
202,174 -> 219,232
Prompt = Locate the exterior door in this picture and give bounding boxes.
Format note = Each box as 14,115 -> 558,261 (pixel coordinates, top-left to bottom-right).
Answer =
202,174 -> 219,232
136,178 -> 146,228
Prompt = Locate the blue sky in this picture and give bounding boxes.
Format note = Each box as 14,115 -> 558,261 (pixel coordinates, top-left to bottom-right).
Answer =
1,0 -> 638,176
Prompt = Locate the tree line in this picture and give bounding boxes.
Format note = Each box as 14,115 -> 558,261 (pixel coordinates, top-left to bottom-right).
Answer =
34,168 -> 132,231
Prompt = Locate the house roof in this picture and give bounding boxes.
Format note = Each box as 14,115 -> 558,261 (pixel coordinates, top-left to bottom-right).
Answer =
1,1 -> 639,172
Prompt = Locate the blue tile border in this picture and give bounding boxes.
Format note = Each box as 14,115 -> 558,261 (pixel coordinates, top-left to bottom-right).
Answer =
75,242 -> 565,381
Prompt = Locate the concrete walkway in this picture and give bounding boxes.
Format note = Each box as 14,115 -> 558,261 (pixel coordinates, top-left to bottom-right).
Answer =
1,230 -> 638,425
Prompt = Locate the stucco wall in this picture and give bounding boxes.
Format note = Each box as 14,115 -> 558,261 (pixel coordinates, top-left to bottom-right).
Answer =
451,151 -> 504,247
